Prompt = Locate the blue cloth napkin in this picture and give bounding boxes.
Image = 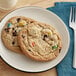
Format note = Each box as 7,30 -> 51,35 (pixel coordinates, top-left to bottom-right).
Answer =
47,2 -> 76,76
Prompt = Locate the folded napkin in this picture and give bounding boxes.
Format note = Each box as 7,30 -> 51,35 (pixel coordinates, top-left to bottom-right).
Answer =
47,2 -> 76,76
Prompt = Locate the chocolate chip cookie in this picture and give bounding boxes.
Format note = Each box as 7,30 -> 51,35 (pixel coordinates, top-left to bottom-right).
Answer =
1,16 -> 35,53
18,22 -> 62,61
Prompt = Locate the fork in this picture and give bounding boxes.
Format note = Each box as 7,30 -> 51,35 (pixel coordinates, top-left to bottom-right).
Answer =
69,7 -> 76,68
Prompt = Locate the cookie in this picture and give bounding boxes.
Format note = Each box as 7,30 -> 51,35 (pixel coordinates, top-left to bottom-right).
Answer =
18,22 -> 62,61
1,16 -> 35,53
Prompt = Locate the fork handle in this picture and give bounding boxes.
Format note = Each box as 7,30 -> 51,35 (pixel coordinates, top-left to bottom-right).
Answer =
73,30 -> 76,68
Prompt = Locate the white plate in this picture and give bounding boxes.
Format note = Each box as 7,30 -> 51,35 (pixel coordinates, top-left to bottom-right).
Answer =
0,6 -> 70,72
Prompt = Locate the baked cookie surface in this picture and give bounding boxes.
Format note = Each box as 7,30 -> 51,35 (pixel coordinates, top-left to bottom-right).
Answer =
1,16 -> 35,53
18,22 -> 62,61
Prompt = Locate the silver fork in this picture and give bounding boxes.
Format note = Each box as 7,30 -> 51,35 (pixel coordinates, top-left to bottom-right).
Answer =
69,7 -> 76,68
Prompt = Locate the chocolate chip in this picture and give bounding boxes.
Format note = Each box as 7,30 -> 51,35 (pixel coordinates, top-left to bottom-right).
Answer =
22,35 -> 25,38
28,49 -> 31,51
30,21 -> 34,23
4,28 -> 10,32
15,30 -> 16,32
12,31 -> 17,36
43,35 -> 48,40
12,41 -> 15,45
59,48 -> 61,53
44,35 -> 48,37
17,18 -> 21,22
12,28 -> 14,30
43,38 -> 45,40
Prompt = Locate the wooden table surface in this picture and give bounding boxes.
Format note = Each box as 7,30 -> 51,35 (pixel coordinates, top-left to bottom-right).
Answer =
0,0 -> 76,76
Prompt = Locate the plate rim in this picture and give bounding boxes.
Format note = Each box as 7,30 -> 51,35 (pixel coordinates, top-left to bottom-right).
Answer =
0,6 -> 70,72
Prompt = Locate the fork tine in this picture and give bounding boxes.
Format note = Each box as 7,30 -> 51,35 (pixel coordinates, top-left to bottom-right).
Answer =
71,7 -> 73,22
72,7 -> 74,22
75,7 -> 76,22
69,7 -> 72,26
73,7 -> 75,22
70,7 -> 75,23
69,7 -> 72,23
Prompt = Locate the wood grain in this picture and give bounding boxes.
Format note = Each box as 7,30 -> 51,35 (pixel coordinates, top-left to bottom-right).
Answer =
0,0 -> 75,76
0,58 -> 57,76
